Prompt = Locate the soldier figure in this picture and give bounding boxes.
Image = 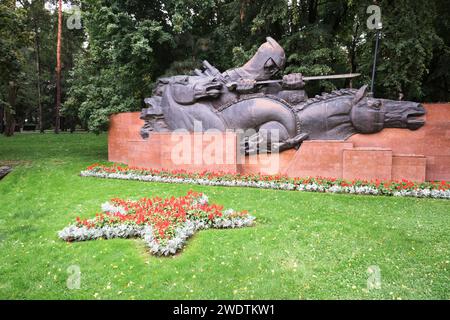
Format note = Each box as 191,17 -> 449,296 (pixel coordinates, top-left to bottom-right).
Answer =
140,37 -> 307,140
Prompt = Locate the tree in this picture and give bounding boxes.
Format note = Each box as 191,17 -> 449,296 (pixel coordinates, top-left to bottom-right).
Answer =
5,0 -> 85,134
64,0 -> 173,132
55,0 -> 62,133
34,2 -> 44,133
63,0 -> 450,134
0,1 -> 30,136
422,0 -> 450,102
17,0 -> 47,133
357,0 -> 440,100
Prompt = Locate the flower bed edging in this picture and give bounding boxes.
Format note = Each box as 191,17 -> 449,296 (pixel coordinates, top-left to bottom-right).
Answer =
80,164 -> 450,200
58,191 -> 256,256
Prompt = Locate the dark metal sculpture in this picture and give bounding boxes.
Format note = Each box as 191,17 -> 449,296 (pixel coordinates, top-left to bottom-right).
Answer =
295,85 -> 425,141
140,37 -> 425,153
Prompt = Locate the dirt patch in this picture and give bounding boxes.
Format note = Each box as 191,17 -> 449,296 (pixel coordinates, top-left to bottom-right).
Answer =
0,160 -> 33,167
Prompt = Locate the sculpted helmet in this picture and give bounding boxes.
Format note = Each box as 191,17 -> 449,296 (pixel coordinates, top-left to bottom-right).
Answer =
224,37 -> 286,81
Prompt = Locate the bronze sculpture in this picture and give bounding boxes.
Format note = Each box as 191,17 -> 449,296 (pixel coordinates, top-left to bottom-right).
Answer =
140,37 -> 425,154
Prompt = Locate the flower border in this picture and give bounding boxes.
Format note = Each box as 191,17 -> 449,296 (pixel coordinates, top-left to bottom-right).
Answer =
80,164 -> 450,200
59,192 -> 256,256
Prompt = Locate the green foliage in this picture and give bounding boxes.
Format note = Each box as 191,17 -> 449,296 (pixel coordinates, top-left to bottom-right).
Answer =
232,45 -> 258,67
0,1 -> 85,133
360,0 -> 440,100
2,1 -> 450,134
63,0 -> 173,132
0,4 -> 29,80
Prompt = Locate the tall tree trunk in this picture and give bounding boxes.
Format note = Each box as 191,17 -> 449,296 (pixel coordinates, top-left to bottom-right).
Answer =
4,81 -> 17,137
308,0 -> 318,24
34,21 -> 44,133
347,22 -> 360,88
0,104 -> 4,134
55,0 -> 62,134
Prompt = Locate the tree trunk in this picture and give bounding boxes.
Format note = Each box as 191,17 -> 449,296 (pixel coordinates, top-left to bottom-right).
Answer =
0,105 -> 4,134
34,20 -> 44,133
4,81 -> 17,137
308,0 -> 318,24
347,22 -> 360,88
55,0 -> 62,134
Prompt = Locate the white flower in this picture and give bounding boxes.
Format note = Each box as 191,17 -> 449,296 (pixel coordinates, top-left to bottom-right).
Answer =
81,169 -> 450,200
101,202 -> 127,215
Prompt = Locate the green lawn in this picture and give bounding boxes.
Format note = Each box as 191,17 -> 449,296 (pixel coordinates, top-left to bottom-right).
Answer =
0,133 -> 449,300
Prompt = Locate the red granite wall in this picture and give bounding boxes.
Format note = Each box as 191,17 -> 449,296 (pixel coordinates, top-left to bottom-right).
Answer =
284,141 -> 354,178
348,104 -> 450,181
108,103 -> 450,181
126,132 -> 238,174
108,112 -> 143,163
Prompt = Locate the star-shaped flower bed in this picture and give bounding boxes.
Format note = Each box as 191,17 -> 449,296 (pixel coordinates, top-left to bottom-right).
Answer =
58,191 -> 256,256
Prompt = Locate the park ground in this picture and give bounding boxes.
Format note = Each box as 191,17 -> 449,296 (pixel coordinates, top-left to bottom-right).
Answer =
0,133 -> 449,299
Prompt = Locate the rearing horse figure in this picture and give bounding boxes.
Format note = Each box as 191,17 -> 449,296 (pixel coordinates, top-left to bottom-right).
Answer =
140,37 -> 309,153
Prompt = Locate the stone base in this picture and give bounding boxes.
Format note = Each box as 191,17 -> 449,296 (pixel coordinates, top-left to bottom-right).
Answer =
392,155 -> 427,182
238,150 -> 297,176
127,132 -> 238,174
343,148 -> 393,181
348,104 -> 450,181
108,103 -> 450,182
108,112 -> 144,164
284,141 -> 353,178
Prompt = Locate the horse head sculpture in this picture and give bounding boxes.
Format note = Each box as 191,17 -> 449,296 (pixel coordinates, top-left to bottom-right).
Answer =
351,85 -> 426,133
295,85 -> 426,141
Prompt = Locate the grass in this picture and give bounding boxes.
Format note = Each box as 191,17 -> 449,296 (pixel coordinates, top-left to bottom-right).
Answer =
0,133 -> 449,300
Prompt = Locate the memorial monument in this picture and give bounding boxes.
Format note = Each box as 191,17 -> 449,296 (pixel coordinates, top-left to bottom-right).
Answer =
139,37 -> 425,154
108,37 -> 449,182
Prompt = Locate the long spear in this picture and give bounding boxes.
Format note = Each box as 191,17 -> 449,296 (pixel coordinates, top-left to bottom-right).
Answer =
370,22 -> 383,96
257,73 -> 361,85
226,73 -> 361,90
